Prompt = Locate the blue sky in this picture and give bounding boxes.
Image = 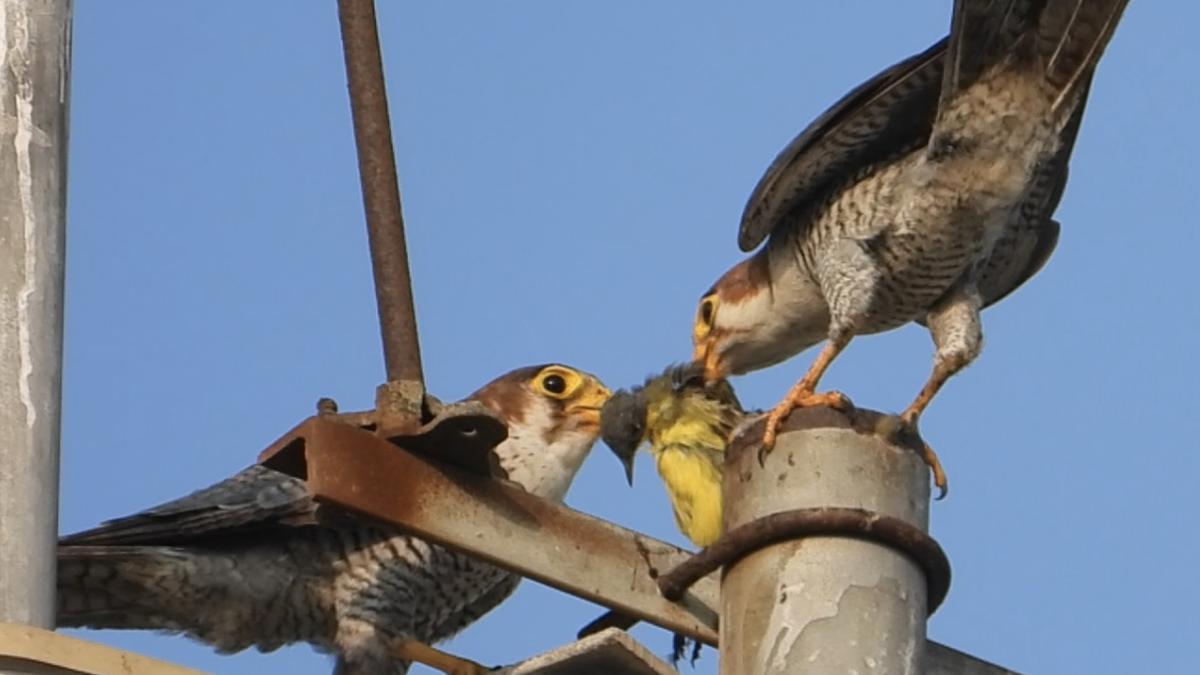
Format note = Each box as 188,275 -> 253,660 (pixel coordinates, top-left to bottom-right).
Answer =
60,3 -> 1196,673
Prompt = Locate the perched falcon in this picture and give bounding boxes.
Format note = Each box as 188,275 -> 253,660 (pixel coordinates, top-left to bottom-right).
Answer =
692,0 -> 1129,493
601,363 -> 745,548
57,364 -> 611,675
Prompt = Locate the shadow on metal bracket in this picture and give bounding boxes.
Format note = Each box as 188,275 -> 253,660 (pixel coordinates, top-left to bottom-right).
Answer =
265,400 -> 508,478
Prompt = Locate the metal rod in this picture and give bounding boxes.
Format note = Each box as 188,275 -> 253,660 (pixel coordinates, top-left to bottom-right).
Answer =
719,409 -> 933,674
0,0 -> 71,631
336,0 -> 423,387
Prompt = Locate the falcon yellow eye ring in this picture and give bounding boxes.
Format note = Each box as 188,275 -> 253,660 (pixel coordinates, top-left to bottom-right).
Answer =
533,365 -> 582,399
693,295 -> 718,343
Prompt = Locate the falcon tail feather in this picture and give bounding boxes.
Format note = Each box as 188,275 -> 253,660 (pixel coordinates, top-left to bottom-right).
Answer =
56,546 -> 190,629
940,0 -> 1130,114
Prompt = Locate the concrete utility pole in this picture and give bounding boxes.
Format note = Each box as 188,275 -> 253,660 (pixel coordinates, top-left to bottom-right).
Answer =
720,409 -> 940,675
0,0 -> 72,629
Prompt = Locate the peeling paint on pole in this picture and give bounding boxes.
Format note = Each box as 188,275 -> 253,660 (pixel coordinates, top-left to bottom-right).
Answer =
0,0 -> 72,629
721,411 -> 931,675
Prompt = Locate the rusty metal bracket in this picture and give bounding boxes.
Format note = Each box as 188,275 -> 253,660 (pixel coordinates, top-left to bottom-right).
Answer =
260,402 -> 507,478
256,416 -> 721,645
656,507 -> 952,614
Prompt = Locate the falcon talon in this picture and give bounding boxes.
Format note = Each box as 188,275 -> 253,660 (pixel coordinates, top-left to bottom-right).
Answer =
882,414 -> 949,500
756,441 -> 771,469
927,445 -> 950,500
909,430 -> 949,500
761,387 -> 852,451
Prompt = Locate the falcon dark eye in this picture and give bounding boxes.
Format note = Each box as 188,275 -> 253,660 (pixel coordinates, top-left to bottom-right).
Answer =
542,374 -> 566,394
700,299 -> 714,325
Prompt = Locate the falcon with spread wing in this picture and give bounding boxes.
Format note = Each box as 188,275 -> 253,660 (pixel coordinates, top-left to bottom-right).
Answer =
692,0 -> 1129,493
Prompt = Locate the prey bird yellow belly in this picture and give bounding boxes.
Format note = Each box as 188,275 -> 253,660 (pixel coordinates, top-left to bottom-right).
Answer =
601,363 -> 744,548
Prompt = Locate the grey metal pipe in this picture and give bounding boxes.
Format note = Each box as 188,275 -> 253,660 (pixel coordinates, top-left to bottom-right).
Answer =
0,0 -> 72,629
720,409 -> 932,675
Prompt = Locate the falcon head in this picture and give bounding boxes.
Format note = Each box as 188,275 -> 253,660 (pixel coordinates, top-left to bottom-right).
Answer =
691,253 -> 828,382
469,364 -> 611,501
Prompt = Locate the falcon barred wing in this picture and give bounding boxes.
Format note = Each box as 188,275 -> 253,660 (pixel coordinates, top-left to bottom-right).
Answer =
738,37 -> 947,252
59,465 -> 317,546
977,218 -> 1060,310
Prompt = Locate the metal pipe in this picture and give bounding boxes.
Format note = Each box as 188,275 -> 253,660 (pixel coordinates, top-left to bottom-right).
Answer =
336,0 -> 424,388
0,0 -> 72,629
720,409 -> 933,675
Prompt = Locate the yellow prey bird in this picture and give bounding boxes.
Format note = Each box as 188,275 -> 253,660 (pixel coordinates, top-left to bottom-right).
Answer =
601,363 -> 746,548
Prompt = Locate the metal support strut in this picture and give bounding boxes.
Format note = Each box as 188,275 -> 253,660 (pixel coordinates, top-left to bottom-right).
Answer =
336,0 -> 426,434
0,0 -> 71,631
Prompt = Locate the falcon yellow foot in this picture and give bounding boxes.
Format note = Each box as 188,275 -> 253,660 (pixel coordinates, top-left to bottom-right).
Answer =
898,411 -> 948,500
390,639 -> 493,675
759,337 -> 855,457
917,439 -> 949,500
761,385 -> 852,452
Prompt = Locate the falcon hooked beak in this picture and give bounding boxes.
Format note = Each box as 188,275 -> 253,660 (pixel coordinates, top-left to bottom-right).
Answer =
690,254 -> 830,384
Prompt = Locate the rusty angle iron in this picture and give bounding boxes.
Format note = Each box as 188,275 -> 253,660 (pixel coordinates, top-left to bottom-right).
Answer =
256,411 -> 721,646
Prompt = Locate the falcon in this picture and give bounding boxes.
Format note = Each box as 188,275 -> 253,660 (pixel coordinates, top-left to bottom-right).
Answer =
692,0 -> 1129,493
57,364 -> 611,675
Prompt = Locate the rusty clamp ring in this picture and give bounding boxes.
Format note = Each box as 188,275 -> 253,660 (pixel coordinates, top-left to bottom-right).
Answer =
655,506 -> 952,615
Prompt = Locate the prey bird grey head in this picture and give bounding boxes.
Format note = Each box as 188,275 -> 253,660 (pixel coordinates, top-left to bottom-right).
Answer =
600,362 -> 740,488
600,389 -> 647,486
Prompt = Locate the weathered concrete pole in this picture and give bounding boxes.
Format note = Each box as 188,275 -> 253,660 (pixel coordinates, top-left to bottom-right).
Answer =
721,408 -> 935,675
0,0 -> 72,629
